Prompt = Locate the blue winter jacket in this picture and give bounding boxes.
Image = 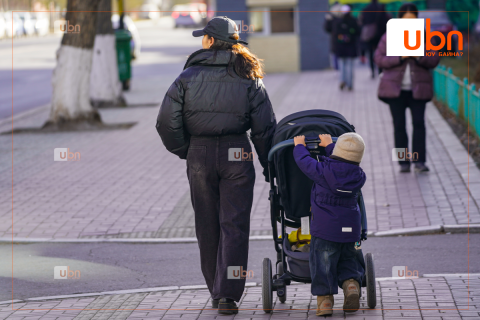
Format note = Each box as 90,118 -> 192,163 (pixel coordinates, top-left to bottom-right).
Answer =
293,143 -> 366,243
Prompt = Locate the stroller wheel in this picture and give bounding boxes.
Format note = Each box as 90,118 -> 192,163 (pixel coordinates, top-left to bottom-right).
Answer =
365,253 -> 377,308
276,262 -> 287,303
262,258 -> 273,313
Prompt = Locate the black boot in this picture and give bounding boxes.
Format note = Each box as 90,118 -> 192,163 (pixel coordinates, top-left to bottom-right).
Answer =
414,162 -> 430,172
211,298 -> 219,308
218,298 -> 238,314
399,163 -> 410,173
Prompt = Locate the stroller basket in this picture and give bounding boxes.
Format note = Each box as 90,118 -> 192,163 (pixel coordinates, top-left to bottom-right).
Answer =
282,238 -> 310,278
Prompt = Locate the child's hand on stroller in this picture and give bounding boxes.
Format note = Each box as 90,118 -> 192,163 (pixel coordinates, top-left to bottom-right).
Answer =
294,135 -> 306,146
318,134 -> 333,147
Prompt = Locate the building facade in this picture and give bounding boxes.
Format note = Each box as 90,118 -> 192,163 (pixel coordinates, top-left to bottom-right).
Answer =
211,0 -> 331,73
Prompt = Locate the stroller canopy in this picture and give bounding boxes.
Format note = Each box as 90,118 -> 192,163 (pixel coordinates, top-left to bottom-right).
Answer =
272,109 -> 356,227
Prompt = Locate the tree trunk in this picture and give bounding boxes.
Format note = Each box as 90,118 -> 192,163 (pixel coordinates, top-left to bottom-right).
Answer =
47,0 -> 100,127
90,0 -> 123,107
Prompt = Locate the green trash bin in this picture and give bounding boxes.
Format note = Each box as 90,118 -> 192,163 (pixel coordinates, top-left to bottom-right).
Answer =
115,29 -> 132,91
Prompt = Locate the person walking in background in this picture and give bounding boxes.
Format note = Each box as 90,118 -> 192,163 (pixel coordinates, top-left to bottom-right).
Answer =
324,1 -> 343,70
374,3 -> 440,173
156,16 -> 276,314
359,0 -> 389,78
330,5 -> 360,91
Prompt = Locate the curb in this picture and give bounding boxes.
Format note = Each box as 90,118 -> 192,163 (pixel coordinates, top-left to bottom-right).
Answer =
0,282 -> 258,305
0,104 -> 50,128
0,235 -> 274,244
2,274 -> 478,305
372,225 -> 443,237
1,225 -> 479,244
370,224 -> 480,237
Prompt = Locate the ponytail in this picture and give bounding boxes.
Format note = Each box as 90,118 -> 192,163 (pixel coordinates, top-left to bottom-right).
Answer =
208,34 -> 265,80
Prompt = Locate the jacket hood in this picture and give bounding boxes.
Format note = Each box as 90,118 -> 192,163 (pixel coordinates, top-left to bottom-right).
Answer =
183,49 -> 236,70
321,158 -> 366,197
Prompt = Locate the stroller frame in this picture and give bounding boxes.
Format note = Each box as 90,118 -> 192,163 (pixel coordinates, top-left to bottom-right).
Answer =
261,136 -> 376,313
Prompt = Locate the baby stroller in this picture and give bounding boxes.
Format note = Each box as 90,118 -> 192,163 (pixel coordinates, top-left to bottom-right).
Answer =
262,109 -> 376,313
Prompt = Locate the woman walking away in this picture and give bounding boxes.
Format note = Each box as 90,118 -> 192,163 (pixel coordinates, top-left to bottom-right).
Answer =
359,0 -> 389,78
331,5 -> 360,91
374,3 -> 439,173
156,16 -> 276,314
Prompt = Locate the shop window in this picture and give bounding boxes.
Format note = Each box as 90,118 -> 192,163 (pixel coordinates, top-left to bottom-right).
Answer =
248,7 -> 295,35
271,9 -> 294,33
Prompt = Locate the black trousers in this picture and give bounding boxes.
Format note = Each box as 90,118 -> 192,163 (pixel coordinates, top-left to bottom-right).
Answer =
187,134 -> 255,302
387,90 -> 427,164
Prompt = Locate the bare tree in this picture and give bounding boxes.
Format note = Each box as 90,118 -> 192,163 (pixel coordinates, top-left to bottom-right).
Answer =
90,0 -> 123,107
46,0 -> 101,129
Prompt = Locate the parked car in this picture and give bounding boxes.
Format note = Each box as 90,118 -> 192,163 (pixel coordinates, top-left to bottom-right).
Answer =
112,14 -> 141,60
17,12 -> 36,36
418,10 -> 457,53
33,12 -> 49,36
171,4 -> 203,28
188,3 -> 207,26
139,3 -> 160,20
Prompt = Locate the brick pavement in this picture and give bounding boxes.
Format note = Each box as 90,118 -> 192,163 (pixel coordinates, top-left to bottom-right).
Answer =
1,274 -> 478,319
1,66 -> 479,239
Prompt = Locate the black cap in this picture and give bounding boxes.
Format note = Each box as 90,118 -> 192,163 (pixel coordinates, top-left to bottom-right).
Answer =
192,16 -> 248,45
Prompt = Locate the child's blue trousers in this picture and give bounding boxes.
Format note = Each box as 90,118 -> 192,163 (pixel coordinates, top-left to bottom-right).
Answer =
309,236 -> 364,296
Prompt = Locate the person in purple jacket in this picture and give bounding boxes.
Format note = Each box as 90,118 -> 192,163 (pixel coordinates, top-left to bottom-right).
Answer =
293,133 -> 366,316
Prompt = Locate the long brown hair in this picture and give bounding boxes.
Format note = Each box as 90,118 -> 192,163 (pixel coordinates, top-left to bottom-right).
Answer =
208,34 -> 264,80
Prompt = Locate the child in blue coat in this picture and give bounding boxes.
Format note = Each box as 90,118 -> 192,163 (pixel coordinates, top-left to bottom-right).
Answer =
293,133 -> 366,316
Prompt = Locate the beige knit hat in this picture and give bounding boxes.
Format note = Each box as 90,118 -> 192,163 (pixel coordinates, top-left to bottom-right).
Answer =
332,133 -> 365,164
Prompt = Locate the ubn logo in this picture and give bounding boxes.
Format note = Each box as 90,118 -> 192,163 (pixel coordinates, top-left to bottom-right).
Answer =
54,148 -> 81,161
392,148 -> 418,162
227,266 -> 254,279
54,266 -> 81,279
386,18 -> 463,56
228,148 -> 254,161
229,20 -> 255,34
54,20 -> 81,34
392,266 -> 418,279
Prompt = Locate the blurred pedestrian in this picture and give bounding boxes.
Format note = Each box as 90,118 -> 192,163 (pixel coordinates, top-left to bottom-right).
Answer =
324,1 -> 343,70
156,16 -> 276,314
331,5 -> 360,91
359,0 -> 389,78
374,3 -> 440,173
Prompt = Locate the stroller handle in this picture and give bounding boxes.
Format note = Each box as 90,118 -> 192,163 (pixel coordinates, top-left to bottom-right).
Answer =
268,137 -> 338,162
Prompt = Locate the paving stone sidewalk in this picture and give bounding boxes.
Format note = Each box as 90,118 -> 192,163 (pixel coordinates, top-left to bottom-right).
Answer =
1,274 -> 478,319
1,66 -> 479,240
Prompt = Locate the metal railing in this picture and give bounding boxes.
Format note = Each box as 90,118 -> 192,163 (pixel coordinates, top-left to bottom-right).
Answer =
433,65 -> 480,136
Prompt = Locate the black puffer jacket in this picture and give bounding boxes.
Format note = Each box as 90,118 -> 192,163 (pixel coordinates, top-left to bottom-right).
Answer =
330,14 -> 360,58
156,49 -> 276,171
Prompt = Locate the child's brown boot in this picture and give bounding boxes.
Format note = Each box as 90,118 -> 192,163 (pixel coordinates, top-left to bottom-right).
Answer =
342,279 -> 360,312
316,295 -> 334,316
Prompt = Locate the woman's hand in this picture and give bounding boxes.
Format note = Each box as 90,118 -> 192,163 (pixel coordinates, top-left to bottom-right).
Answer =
294,135 -> 306,146
319,134 -> 333,147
